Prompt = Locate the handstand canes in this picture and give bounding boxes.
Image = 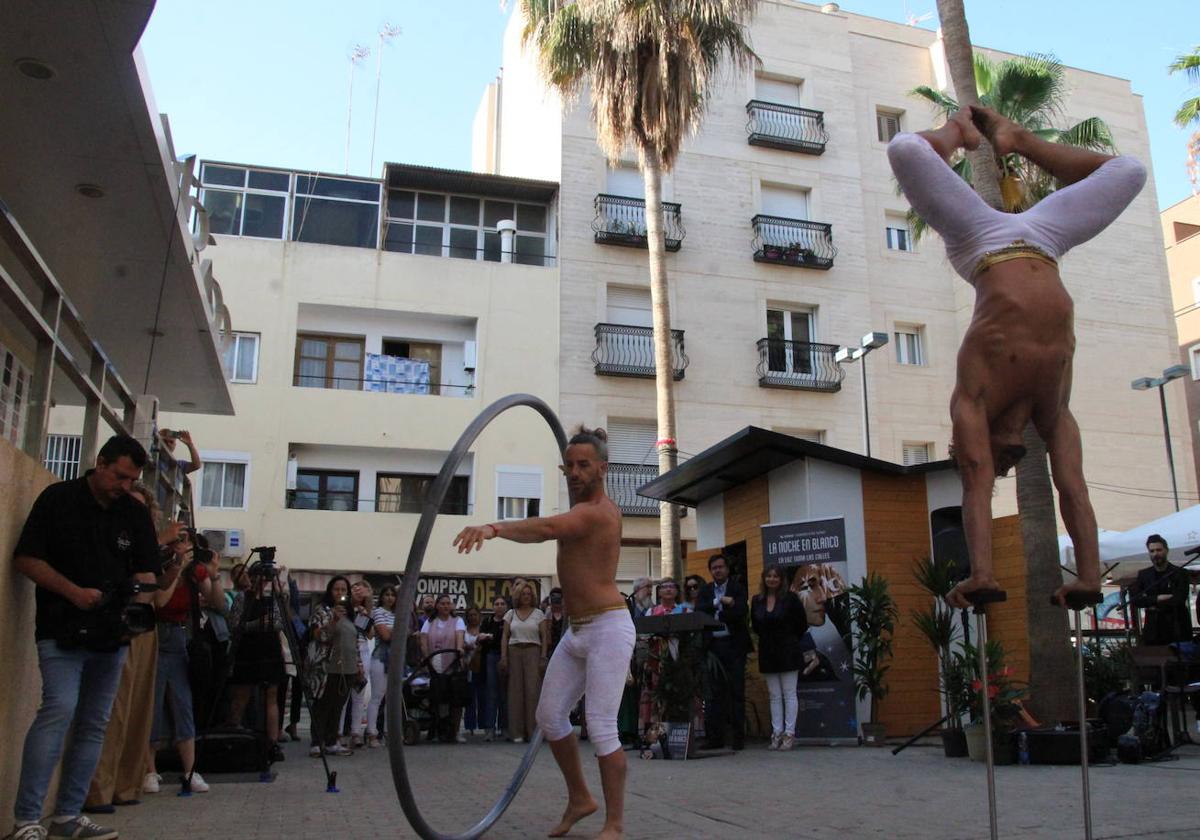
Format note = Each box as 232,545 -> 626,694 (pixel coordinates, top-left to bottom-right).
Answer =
1052,590 -> 1104,840
966,588 -> 1007,840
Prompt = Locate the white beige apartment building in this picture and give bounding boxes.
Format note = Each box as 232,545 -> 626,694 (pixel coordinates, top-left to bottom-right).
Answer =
45,161 -> 564,587
472,0 -> 1192,573
1164,194 -> 1200,490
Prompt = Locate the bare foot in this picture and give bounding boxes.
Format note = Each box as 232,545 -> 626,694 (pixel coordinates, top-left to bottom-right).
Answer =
593,824 -> 623,840
968,105 -> 1023,156
949,108 -> 983,151
548,798 -> 598,837
946,574 -> 1002,610
1051,579 -> 1102,609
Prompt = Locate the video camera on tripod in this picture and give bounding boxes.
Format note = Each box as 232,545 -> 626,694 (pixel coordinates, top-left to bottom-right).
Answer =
247,545 -> 279,580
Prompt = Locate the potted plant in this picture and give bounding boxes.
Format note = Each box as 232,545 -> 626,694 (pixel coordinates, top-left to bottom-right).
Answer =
849,572 -> 899,746
959,639 -> 1027,765
910,555 -> 969,756
784,241 -> 813,264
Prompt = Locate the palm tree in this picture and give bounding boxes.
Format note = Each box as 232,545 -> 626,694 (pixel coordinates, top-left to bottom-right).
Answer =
1168,45 -> 1200,190
933,0 -> 1076,724
521,0 -> 758,579
911,52 -> 1115,216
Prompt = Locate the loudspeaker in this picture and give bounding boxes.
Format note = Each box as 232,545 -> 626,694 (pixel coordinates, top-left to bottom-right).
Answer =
930,506 -> 971,583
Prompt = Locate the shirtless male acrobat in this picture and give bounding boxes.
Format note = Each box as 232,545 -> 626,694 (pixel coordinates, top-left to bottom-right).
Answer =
887,106 -> 1147,610
454,426 -> 632,840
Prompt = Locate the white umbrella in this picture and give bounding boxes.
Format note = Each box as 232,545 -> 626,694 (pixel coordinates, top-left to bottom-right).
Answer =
1058,503 -> 1200,581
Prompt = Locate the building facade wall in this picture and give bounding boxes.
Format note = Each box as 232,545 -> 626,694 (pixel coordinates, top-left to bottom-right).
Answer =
1163,196 -> 1200,491
490,0 -> 1193,551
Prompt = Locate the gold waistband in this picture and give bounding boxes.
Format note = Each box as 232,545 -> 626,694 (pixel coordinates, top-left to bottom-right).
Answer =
971,240 -> 1057,281
568,602 -> 628,628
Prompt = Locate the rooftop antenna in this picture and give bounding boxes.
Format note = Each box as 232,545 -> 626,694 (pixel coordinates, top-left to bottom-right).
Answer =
345,44 -> 371,174
904,2 -> 933,26
369,23 -> 403,176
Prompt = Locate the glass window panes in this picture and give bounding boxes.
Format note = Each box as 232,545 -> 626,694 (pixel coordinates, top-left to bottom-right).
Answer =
377,474 -> 468,514
385,222 -> 414,253
416,193 -> 446,222
292,199 -> 378,248
201,164 -> 246,187
296,176 -> 379,202
414,225 -> 442,256
203,190 -> 243,235
483,200 -> 515,227
516,204 -> 546,233
483,232 -> 501,262
242,193 -> 286,239
498,497 -> 539,520
886,226 -> 910,251
248,170 -> 289,191
449,196 -> 480,225
895,329 -> 924,365
201,461 -> 247,508
388,190 -> 415,219
449,227 -> 478,259
514,235 -> 546,266
222,332 -> 259,383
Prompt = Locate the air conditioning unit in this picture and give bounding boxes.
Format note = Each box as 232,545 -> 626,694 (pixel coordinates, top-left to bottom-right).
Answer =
200,528 -> 244,558
463,340 -> 478,372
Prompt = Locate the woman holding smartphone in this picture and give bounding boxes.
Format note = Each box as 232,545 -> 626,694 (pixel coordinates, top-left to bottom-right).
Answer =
306,576 -> 360,757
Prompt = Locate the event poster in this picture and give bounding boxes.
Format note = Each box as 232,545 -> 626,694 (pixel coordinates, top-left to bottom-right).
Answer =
761,517 -> 857,742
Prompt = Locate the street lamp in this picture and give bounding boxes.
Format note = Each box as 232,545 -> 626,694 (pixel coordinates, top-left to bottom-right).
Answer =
836,331 -> 889,458
1130,363 -> 1190,511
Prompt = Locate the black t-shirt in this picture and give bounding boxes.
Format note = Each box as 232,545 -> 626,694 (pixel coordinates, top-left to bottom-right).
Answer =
15,474 -> 161,641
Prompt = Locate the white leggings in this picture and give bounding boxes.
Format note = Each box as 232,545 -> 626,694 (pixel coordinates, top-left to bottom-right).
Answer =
366,657 -> 388,736
535,608 -> 635,757
886,132 -> 1145,281
763,671 -> 799,738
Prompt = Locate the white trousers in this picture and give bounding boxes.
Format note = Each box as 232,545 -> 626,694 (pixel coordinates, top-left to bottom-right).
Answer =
536,609 -> 635,757
763,671 -> 799,737
366,658 -> 388,736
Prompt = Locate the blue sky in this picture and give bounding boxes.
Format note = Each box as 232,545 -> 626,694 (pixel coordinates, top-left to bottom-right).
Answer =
141,1 -> 1197,209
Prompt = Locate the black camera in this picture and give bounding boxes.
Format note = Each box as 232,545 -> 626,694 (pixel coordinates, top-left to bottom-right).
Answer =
248,545 -> 278,579
57,579 -> 158,652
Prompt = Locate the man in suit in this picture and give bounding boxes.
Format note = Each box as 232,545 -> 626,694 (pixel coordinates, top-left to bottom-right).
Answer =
1131,534 -> 1192,646
697,554 -> 752,750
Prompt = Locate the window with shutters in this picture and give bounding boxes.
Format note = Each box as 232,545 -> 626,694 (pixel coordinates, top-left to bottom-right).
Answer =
773,427 -> 824,443
605,164 -> 644,199
0,342 -> 31,446
885,212 -> 913,252
1190,345 -> 1200,380
496,467 -> 542,520
902,442 -> 932,466
755,75 -> 802,107
760,184 -> 810,222
606,421 -> 659,516
894,325 -> 925,366
617,545 -> 663,590
876,108 -> 903,142
606,286 -> 652,328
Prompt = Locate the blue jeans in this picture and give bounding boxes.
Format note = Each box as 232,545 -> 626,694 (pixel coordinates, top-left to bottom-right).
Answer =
14,640 -> 127,822
464,669 -> 488,730
152,624 -> 195,743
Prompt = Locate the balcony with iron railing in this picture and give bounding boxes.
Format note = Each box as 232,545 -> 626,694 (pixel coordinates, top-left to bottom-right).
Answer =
746,100 -> 829,155
606,462 -> 682,517
593,194 -> 684,251
592,323 -> 688,381
751,214 -> 836,270
756,339 -> 845,392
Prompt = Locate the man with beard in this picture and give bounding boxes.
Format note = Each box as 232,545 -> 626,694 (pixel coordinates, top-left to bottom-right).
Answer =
454,426 -> 632,840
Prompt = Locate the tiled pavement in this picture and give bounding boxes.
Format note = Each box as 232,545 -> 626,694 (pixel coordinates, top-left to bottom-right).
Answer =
87,735 -> 1200,839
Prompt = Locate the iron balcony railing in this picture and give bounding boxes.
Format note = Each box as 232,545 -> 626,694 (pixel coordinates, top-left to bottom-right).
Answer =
746,100 -> 829,155
751,214 -> 836,270
756,338 -> 845,392
593,194 -> 684,251
605,462 -> 687,517
592,323 -> 688,381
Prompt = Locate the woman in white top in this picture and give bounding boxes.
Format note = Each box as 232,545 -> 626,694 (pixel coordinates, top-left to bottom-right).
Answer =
500,582 -> 548,743
365,585 -> 397,747
345,580 -> 375,748
421,594 -> 467,743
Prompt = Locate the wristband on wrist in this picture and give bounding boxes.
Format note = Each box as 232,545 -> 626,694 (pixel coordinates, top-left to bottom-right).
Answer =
486,523 -> 498,538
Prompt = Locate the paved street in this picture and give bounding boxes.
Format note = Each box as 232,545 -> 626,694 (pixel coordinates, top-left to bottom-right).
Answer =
96,734 -> 1200,839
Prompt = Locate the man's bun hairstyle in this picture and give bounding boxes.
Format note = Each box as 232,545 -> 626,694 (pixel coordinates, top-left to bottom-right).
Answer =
568,425 -> 608,462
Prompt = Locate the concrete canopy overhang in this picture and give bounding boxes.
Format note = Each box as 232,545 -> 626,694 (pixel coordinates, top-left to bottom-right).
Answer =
0,0 -> 233,415
637,426 -> 955,508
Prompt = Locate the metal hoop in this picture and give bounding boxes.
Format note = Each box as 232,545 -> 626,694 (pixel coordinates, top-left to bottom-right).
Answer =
386,394 -> 568,840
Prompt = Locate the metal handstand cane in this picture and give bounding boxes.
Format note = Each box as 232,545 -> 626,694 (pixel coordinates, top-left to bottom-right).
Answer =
966,589 -> 1007,840
1053,590 -> 1104,840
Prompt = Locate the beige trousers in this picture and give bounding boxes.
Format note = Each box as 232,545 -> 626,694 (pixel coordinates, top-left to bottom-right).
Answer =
86,629 -> 158,806
505,643 -> 542,740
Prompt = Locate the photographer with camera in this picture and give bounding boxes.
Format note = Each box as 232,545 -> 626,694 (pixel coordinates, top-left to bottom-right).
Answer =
306,577 -> 361,757
9,434 -> 160,840
157,428 -> 201,476
225,560 -> 289,760
144,529 -> 224,796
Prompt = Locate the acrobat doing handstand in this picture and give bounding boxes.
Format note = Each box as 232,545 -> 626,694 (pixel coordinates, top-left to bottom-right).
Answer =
887,106 -> 1146,610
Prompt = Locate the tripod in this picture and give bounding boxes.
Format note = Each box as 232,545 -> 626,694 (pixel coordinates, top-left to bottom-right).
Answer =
193,546 -> 339,794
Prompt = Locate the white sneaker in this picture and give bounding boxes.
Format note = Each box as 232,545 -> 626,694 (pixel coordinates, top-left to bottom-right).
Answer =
10,824 -> 48,840
309,745 -> 323,757
456,733 -> 467,743
185,771 -> 210,793
277,731 -> 291,743
511,737 -> 524,744
143,773 -> 161,794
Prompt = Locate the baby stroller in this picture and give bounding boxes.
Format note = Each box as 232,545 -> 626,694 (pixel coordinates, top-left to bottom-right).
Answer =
401,648 -> 467,745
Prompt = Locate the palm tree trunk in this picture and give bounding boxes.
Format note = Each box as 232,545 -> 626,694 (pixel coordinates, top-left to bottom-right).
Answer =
936,0 -> 1074,723
642,149 -> 681,581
